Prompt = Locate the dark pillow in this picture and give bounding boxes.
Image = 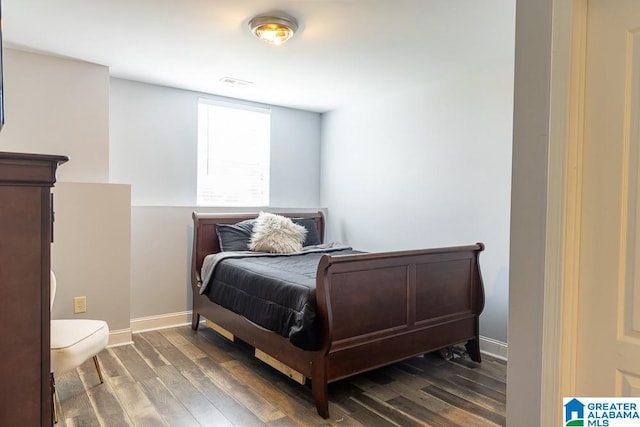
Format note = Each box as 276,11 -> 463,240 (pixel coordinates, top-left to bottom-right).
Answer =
216,219 -> 255,252
292,217 -> 322,246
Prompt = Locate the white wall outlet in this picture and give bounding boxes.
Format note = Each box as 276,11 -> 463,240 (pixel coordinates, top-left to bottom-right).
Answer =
73,296 -> 87,314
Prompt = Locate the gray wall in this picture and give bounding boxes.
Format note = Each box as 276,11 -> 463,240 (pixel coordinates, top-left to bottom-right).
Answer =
320,64 -> 514,345
0,42 -> 515,352
110,78 -> 321,208
109,79 -> 323,319
52,183 -> 131,332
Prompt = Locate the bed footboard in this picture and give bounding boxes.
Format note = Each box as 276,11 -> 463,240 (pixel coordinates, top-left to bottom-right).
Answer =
312,243 -> 485,410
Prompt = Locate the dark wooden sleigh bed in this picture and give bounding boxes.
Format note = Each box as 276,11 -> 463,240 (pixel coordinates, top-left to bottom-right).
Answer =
190,211 -> 485,419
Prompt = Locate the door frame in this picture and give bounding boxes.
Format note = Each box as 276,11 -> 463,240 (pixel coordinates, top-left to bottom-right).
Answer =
542,0 -> 587,424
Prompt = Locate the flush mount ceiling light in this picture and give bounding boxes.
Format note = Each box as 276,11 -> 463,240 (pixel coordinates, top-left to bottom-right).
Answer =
249,15 -> 298,45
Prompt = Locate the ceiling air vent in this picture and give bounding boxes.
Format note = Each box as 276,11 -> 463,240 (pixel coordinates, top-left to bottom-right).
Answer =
219,77 -> 255,87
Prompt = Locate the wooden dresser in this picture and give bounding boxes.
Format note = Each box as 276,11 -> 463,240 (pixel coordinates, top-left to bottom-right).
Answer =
0,152 -> 68,426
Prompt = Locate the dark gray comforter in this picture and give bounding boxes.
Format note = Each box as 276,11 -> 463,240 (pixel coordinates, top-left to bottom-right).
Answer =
201,244 -> 357,350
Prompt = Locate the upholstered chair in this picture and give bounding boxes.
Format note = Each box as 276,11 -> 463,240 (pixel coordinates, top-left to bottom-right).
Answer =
50,271 -> 109,423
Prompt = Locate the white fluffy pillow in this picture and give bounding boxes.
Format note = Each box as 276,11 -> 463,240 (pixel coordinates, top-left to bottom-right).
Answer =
249,212 -> 307,253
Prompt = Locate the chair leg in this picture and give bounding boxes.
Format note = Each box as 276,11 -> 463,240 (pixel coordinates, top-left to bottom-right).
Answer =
92,355 -> 104,384
52,373 -> 59,424
50,356 -> 105,425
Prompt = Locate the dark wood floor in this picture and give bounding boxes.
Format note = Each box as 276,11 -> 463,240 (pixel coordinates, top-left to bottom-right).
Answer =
55,324 -> 506,426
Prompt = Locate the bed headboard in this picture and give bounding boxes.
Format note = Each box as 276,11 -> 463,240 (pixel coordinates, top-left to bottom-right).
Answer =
191,211 -> 325,286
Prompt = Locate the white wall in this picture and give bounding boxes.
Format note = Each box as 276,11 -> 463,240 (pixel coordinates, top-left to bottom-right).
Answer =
0,49 -> 132,342
0,48 -> 110,182
508,0 -> 559,424
109,79 -> 323,320
321,67 -> 514,346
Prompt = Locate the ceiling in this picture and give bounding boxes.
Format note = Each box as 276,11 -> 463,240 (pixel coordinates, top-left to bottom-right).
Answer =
2,0 -> 514,113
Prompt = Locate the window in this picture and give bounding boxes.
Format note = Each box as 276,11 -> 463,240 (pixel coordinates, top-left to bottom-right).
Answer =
197,99 -> 271,206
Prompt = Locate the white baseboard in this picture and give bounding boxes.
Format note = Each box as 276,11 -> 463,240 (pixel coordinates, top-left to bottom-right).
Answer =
125,311 -> 510,362
480,335 -> 508,361
130,310 -> 193,333
107,328 -> 133,348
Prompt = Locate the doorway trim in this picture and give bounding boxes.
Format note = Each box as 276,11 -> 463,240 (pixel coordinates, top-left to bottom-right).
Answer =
541,0 -> 587,424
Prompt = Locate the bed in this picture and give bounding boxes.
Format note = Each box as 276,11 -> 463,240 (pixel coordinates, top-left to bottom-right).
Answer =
190,211 -> 485,419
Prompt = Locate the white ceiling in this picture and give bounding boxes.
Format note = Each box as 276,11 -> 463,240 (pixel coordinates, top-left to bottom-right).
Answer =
2,0 -> 514,113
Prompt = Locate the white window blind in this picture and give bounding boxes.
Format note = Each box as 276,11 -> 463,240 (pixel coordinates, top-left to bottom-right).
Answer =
197,99 -> 271,206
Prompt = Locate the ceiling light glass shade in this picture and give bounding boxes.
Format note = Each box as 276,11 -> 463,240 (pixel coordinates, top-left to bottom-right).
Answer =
249,16 -> 298,45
